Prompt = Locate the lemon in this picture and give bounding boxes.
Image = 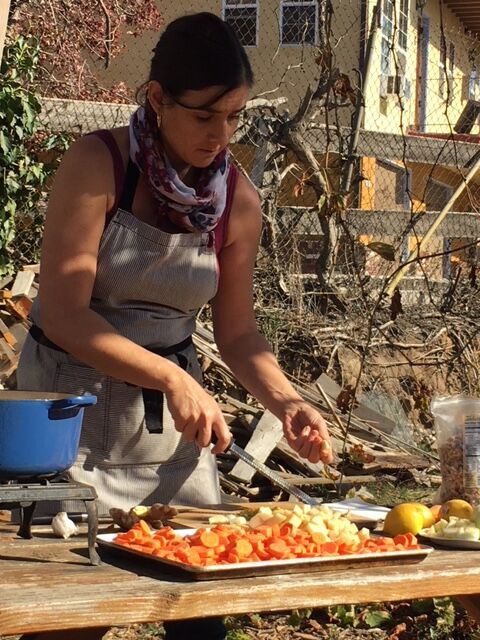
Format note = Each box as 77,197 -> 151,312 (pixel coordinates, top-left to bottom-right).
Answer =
440,499 -> 473,521
382,503 -> 432,536
416,503 -> 436,528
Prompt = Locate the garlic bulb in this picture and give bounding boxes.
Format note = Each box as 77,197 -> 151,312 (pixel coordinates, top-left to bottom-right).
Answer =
51,512 -> 79,539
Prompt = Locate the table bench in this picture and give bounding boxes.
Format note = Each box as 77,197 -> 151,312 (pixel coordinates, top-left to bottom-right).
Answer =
1,523 -> 479,636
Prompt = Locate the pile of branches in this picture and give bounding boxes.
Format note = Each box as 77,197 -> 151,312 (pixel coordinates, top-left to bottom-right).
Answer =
201,265 -> 480,454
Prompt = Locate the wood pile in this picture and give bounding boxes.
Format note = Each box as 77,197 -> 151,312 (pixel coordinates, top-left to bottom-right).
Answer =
0,266 -> 440,503
193,325 -> 440,503
0,265 -> 38,388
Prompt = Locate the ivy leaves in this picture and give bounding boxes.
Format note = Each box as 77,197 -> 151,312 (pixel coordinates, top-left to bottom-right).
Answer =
0,37 -> 48,274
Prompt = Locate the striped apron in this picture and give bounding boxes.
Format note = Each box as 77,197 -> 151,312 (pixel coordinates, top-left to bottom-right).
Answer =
17,202 -> 226,516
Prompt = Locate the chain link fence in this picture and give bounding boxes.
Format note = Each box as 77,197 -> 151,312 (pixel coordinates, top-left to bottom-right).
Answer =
9,0 -> 480,300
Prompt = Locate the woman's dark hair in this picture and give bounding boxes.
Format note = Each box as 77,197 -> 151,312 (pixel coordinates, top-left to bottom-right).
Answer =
149,12 -> 254,101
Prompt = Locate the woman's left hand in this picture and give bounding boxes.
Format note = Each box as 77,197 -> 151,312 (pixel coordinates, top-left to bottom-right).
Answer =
282,402 -> 333,465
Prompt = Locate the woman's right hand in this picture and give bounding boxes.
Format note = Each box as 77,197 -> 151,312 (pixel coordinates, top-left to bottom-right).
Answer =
164,373 -> 232,454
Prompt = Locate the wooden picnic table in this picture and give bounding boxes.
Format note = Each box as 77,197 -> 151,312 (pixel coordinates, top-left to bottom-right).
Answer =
1,521 -> 480,637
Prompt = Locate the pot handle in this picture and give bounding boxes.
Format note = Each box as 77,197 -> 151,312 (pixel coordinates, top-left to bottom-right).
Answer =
48,394 -> 97,420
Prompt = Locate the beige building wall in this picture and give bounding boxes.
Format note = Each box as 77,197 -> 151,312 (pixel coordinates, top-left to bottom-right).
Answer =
96,1 -> 479,137
417,0 -> 480,135
363,0 -> 480,136
96,0 -> 361,118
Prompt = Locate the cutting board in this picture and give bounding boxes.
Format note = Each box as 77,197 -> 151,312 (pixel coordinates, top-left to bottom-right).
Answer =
166,504 -> 244,529
166,502 -> 380,530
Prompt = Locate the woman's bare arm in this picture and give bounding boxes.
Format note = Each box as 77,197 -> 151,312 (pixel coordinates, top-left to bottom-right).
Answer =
38,135 -> 231,450
211,174 -> 332,463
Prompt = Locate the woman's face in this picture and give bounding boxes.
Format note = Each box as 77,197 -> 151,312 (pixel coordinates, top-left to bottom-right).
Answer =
149,82 -> 250,173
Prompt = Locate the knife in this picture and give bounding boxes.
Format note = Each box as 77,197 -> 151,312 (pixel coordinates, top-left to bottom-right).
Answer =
215,434 -> 320,506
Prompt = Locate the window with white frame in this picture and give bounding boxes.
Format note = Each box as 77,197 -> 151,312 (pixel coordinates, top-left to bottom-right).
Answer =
381,0 -> 394,76
380,0 -> 410,98
280,0 -> 317,46
469,69 -> 480,101
398,0 -> 408,52
223,0 -> 258,47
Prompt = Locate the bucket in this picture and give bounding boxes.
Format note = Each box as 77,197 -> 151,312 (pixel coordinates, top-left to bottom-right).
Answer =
0,391 -> 97,479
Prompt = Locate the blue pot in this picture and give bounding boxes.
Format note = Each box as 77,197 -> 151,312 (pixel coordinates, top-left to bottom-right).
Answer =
0,391 -> 97,480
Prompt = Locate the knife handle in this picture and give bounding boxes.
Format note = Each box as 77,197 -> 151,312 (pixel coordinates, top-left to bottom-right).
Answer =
210,431 -> 233,451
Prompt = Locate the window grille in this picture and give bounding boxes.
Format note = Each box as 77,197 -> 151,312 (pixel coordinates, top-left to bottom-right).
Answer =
280,0 -> 317,46
223,0 -> 258,47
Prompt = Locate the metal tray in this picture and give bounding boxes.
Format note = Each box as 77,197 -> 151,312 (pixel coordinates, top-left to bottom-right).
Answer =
419,533 -> 480,550
97,530 -> 434,581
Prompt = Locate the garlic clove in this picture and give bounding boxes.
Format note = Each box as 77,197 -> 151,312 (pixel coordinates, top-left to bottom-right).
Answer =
51,511 -> 79,539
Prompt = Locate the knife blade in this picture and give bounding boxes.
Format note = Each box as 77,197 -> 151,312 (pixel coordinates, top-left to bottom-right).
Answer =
220,435 -> 320,506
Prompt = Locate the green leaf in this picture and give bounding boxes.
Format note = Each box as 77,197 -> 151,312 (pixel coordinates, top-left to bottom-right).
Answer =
363,608 -> 391,628
5,175 -> 21,191
317,194 -> 326,210
29,164 -> 45,181
0,130 -> 9,154
367,241 -> 396,262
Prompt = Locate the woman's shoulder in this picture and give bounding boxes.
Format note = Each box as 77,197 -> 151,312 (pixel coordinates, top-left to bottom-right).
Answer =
230,165 -> 261,212
64,126 -> 129,169
49,127 -> 130,214
222,164 -> 261,247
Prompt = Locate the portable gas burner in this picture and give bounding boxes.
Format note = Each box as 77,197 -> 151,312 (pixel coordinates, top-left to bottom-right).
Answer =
0,477 -> 100,565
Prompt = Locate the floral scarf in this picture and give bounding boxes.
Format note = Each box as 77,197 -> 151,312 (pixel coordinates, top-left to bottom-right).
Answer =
128,106 -> 230,233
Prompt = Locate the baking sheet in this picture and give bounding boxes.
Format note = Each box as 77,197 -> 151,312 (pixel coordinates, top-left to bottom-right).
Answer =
419,533 -> 480,550
97,530 -> 434,581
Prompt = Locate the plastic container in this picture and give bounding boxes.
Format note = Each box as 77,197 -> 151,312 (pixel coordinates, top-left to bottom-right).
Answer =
431,394 -> 480,505
0,391 -> 97,479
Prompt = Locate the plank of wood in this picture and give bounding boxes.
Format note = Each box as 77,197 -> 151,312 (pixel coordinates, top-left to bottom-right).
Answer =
288,207 -> 480,238
7,321 -> 28,352
161,497 -> 382,528
22,263 -> 40,274
229,410 -> 284,482
39,97 -> 136,133
1,529 -> 480,635
0,275 -> 13,290
276,473 -> 378,486
0,318 -> 16,347
310,124 -> 480,168
0,336 -> 17,364
5,296 -> 32,321
362,451 -> 431,471
39,99 -> 480,168
11,270 -> 35,298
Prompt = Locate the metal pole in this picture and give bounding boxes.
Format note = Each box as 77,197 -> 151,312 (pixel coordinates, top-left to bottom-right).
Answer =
341,0 -> 382,195
386,154 -> 480,296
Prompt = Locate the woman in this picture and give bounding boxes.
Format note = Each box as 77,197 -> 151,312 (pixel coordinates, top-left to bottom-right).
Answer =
18,12 -> 332,640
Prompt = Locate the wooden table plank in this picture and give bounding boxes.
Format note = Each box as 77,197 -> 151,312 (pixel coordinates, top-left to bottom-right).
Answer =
1,527 -> 480,635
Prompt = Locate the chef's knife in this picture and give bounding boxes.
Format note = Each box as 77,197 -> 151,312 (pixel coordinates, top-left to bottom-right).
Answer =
216,434 -> 319,506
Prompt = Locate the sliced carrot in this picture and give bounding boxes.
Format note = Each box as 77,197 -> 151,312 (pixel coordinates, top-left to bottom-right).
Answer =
268,541 -> 289,559
279,524 -> 295,537
227,552 -> 240,563
233,539 -> 253,558
199,530 -> 220,548
320,541 -> 339,555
